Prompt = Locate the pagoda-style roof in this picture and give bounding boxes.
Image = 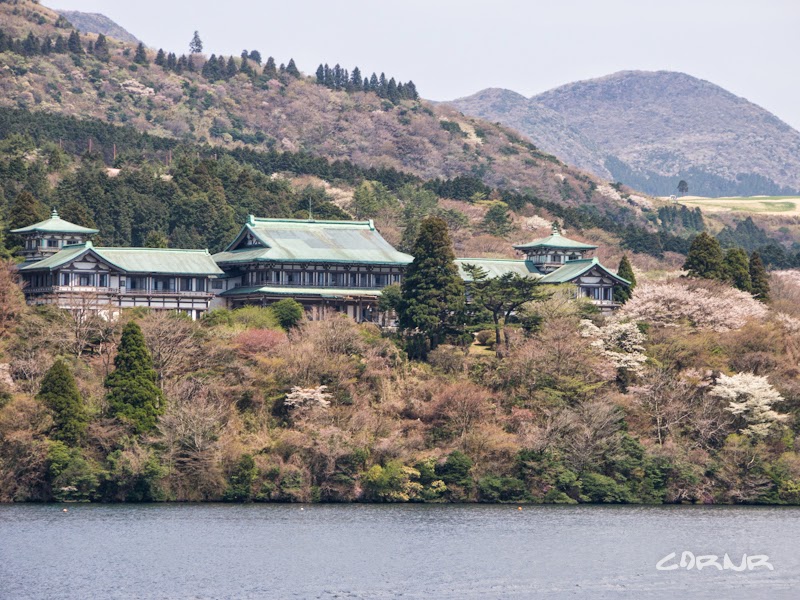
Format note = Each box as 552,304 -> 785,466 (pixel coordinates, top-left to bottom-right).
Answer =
10,210 -> 99,235
513,224 -> 597,252
539,257 -> 631,285
453,256 -> 630,286
20,242 -> 223,276
213,217 -> 413,266
455,258 -> 542,281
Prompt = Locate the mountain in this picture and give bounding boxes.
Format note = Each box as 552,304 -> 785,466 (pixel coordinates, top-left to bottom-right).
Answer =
0,0 -> 645,224
450,71 -> 800,197
55,10 -> 141,44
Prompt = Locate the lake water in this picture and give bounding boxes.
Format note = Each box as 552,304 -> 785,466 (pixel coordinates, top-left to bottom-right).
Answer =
1,504 -> 798,599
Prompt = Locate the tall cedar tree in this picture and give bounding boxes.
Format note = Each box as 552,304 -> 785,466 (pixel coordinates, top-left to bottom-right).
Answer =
286,58 -> 300,78
189,31 -> 203,54
67,30 -> 82,54
749,251 -> 770,302
614,255 -> 636,302
93,33 -> 109,61
106,322 -> 164,433
38,360 -> 88,445
8,192 -> 48,247
134,42 -> 148,65
398,216 -> 464,358
154,48 -> 166,66
723,247 -> 752,292
683,232 -> 724,279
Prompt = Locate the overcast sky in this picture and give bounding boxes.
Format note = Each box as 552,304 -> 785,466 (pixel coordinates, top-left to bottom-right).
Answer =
43,0 -> 800,129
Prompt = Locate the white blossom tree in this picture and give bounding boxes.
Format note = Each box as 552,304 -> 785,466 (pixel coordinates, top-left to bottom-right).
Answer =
621,279 -> 767,332
711,373 -> 788,438
580,319 -> 648,374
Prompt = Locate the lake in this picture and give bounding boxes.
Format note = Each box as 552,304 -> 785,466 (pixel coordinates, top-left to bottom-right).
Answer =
1,504 -> 798,599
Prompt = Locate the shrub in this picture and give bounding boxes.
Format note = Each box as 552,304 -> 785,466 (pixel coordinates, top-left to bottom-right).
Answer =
223,454 -> 258,502
233,328 -> 288,357
477,475 -> 530,503
270,299 -> 305,329
427,344 -> 465,375
579,472 -> 632,503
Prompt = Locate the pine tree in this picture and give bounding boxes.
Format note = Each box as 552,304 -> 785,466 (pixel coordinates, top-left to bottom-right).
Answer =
38,360 -> 88,446
387,77 -> 399,103
683,232 -> 724,280
248,49 -> 261,65
134,42 -> 148,65
105,322 -> 165,434
225,56 -> 238,79
749,251 -> 770,302
67,30 -> 82,54
614,254 -> 636,303
8,191 -> 47,246
286,58 -> 300,77
263,56 -> 277,78
54,34 -> 67,53
350,66 -> 362,89
22,32 -> 40,56
315,64 -> 324,84
93,33 -> 109,62
398,216 -> 465,358
481,201 -> 512,236
723,247 -> 752,292
189,31 -> 203,54
154,48 -> 166,66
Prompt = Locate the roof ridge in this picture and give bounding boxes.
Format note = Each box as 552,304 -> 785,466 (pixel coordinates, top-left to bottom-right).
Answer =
96,246 -> 210,253
250,217 -> 374,227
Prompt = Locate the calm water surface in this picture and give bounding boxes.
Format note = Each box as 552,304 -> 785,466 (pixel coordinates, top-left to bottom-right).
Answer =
1,504 -> 798,599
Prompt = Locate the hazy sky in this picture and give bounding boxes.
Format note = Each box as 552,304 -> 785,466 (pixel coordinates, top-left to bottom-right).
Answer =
43,0 -> 800,129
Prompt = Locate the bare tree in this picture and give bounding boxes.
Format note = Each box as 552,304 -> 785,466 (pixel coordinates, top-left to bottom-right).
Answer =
0,259 -> 27,339
139,311 -> 199,385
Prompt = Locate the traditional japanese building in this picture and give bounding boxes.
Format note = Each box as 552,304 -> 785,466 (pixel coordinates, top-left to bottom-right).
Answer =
456,225 -> 630,311
11,209 -> 99,265
15,215 -> 223,319
211,216 -> 413,321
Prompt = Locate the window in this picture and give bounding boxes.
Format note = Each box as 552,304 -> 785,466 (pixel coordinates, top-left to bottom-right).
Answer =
61,273 -> 71,286
47,239 -> 60,248
375,274 -> 389,287
99,274 -> 108,288
127,277 -> 148,291
196,278 -> 206,292
78,274 -> 93,287
153,277 -> 175,292
212,280 -> 224,290
180,278 -> 193,292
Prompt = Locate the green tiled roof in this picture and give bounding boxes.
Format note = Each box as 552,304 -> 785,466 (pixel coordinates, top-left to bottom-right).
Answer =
220,285 -> 385,299
539,257 -> 630,285
455,258 -> 542,281
20,242 -> 223,276
10,210 -> 99,235
513,230 -> 597,252
213,217 -> 413,266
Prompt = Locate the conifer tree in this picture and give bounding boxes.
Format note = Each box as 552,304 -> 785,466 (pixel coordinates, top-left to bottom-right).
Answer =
350,66 -> 362,89
54,34 -> 67,53
67,30 -> 82,54
398,216 -> 465,358
749,251 -> 770,302
723,247 -> 752,292
134,42 -> 148,65
481,201 -> 512,236
225,56 -> 237,79
683,232 -> 724,280
614,254 -> 636,303
22,32 -> 39,56
105,322 -> 164,434
8,191 -> 47,246
189,31 -> 203,54
38,360 -> 88,446
154,48 -> 166,66
387,77 -> 399,103
166,52 -> 177,71
93,33 -> 109,61
248,50 -> 261,65
263,56 -> 277,78
286,58 -> 300,77
315,64 -> 324,84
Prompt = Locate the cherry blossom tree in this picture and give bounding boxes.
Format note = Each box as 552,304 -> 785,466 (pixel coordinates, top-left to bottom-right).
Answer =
711,373 -> 787,438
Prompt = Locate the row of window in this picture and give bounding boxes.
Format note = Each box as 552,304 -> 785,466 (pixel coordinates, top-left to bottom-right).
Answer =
244,270 -> 400,288
55,273 -> 209,292
26,238 -> 83,250
528,253 -> 584,264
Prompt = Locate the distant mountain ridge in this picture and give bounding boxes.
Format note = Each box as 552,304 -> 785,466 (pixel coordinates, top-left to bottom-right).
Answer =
55,10 -> 141,44
450,71 -> 800,197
